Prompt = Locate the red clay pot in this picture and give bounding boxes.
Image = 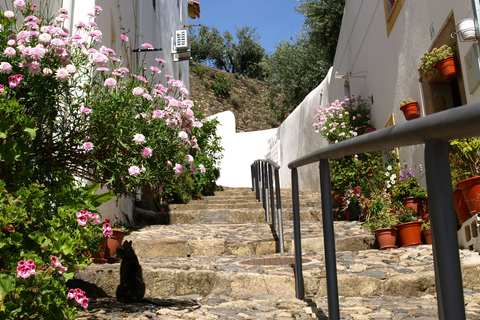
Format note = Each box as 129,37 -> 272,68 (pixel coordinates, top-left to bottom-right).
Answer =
423,229 -> 432,245
374,228 -> 398,250
458,176 -> 480,217
103,229 -> 125,263
401,197 -> 426,217
400,102 -> 420,120
396,221 -> 423,247
453,189 -> 474,225
435,56 -> 456,80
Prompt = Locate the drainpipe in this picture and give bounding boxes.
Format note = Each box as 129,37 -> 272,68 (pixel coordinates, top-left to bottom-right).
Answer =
62,0 -> 75,36
471,0 -> 480,48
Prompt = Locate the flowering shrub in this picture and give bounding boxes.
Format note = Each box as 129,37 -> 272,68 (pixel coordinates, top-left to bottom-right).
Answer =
0,2 -> 222,318
313,95 -> 375,144
391,162 -> 427,201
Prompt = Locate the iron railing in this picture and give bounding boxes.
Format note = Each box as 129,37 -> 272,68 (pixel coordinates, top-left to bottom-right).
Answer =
288,101 -> 480,320
251,159 -> 285,253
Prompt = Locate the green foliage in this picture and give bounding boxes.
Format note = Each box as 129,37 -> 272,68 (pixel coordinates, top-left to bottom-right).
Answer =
421,219 -> 430,231
190,62 -> 207,78
190,25 -> 267,79
0,180 -> 108,319
450,138 -> 480,180
391,163 -> 427,201
396,208 -> 416,224
230,94 -> 242,109
210,74 -> 231,97
363,210 -> 398,234
418,44 -> 455,78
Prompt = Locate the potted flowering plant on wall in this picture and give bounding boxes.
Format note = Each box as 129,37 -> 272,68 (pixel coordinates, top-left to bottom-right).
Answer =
418,44 -> 457,80
400,99 -> 420,120
395,207 -> 423,247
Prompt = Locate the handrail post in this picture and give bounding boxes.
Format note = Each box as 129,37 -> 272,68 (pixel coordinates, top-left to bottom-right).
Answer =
291,168 -> 304,299
275,168 -> 285,253
424,140 -> 466,320
319,159 -> 340,320
268,164 -> 276,228
251,164 -> 255,192
259,162 -> 263,204
263,163 -> 270,222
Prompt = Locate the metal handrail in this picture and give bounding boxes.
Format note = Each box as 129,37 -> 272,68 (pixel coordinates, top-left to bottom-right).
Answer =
287,101 -> 480,320
251,159 -> 285,253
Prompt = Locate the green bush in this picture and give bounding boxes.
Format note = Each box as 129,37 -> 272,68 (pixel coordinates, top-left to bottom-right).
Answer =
210,74 -> 231,97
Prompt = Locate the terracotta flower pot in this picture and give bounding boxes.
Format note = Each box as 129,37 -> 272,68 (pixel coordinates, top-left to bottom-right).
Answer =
401,197 -> 426,217
453,189 -> 474,225
374,228 -> 398,250
435,56 -> 456,80
458,176 -> 480,217
103,229 -> 125,263
423,229 -> 432,245
400,102 -> 420,120
396,220 -> 423,247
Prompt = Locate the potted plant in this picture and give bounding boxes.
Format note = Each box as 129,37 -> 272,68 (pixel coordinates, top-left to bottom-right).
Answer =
451,138 -> 480,219
421,219 -> 432,245
362,189 -> 398,249
395,208 -> 423,247
400,99 -> 420,120
97,216 -> 129,263
418,44 -> 456,80
391,162 -> 428,218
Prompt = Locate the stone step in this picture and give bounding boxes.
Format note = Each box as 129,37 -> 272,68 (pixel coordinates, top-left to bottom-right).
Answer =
74,245 -> 480,301
124,221 -> 374,259
163,199 -> 321,210
133,206 -> 322,225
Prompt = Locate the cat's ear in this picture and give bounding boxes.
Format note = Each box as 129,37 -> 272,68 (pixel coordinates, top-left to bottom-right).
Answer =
128,240 -> 133,247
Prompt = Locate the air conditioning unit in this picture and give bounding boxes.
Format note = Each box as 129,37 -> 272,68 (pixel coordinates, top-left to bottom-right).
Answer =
172,30 -> 191,61
175,30 -> 189,50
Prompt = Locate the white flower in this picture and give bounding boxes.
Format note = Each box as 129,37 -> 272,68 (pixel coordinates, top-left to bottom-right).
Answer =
133,133 -> 145,144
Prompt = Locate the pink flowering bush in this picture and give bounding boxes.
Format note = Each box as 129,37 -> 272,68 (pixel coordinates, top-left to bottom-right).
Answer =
313,95 -> 374,144
0,2 -> 221,318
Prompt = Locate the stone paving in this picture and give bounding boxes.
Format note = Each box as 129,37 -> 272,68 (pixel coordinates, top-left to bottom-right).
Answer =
73,188 -> 480,319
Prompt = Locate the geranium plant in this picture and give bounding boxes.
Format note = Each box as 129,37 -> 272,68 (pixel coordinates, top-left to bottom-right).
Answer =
391,162 -> 427,201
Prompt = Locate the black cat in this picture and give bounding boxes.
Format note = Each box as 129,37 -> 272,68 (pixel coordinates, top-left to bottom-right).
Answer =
115,240 -> 146,303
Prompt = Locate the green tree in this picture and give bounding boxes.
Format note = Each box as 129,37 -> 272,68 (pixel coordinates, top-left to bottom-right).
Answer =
265,0 -> 345,121
190,25 -> 266,79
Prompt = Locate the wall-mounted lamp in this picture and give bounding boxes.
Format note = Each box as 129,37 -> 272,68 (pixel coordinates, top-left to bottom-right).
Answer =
453,18 -> 477,42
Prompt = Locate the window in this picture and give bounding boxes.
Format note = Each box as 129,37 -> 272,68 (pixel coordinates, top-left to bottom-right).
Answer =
383,0 -> 405,36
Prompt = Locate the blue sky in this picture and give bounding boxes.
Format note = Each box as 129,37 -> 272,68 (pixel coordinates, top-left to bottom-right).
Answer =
188,0 -> 305,54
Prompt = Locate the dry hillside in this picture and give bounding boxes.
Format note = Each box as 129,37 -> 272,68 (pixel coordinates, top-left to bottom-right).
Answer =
189,62 -> 282,132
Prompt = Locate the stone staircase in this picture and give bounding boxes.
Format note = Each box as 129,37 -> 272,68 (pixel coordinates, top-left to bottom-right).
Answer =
75,187 -> 480,318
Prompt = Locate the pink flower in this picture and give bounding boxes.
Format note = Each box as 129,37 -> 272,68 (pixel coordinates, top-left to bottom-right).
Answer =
8,74 -> 22,88
174,163 -> 185,176
156,58 -> 166,63
83,142 -> 93,151
186,154 -> 194,163
0,62 -> 12,74
55,68 -> 69,81
199,164 -> 206,174
191,165 -> 198,174
51,256 -> 68,274
178,131 -> 188,140
68,288 -> 89,309
152,110 -> 164,119
91,52 -> 108,66
43,68 -> 52,75
132,87 -> 144,97
4,47 -> 15,58
112,72 -> 123,77
17,260 -> 36,278
117,67 -> 129,73
93,5 -> 102,11
128,165 -> 141,176
80,106 -> 92,114
141,147 -> 152,158
14,0 -> 26,9
150,66 -> 160,73
133,133 -> 146,144
104,77 -> 117,88
142,43 -> 154,50
102,223 -> 113,237
120,34 -> 129,42
29,61 -> 41,75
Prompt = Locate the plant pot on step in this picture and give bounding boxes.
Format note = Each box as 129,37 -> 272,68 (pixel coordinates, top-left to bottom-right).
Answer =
374,228 -> 398,250
435,56 -> 457,80
423,229 -> 432,245
102,228 -> 125,263
458,176 -> 480,217
396,220 -> 423,247
400,101 -> 420,120
453,189 -> 474,225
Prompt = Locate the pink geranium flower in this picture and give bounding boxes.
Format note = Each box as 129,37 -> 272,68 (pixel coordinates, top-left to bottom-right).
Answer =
17,260 -> 36,278
8,74 -> 22,87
